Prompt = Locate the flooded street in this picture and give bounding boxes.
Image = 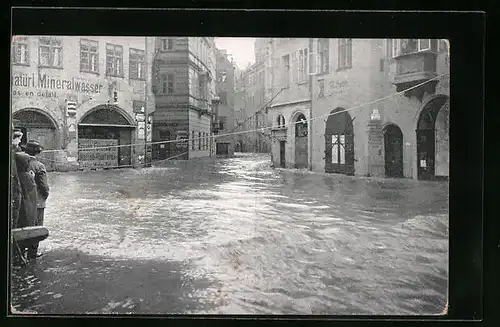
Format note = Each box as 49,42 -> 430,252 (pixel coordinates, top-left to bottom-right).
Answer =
11,153 -> 449,315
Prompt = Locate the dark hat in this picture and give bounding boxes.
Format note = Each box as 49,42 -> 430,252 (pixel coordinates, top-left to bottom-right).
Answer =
13,129 -> 23,138
25,140 -> 44,155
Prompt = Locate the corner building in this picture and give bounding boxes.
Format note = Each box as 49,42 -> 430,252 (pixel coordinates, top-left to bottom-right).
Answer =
267,38 -> 312,169
11,35 -> 156,171
151,37 -> 217,161
310,38 -> 449,180
268,38 -> 449,180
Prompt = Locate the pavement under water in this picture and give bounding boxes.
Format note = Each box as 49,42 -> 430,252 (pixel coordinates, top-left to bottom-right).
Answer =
11,153 -> 449,315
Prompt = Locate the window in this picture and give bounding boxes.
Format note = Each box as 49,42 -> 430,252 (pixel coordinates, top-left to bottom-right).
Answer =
282,54 -> 290,88
318,79 -> 325,98
106,43 -> 123,77
295,114 -> 308,137
338,39 -> 352,70
390,39 -> 400,58
331,135 -> 346,164
161,74 -> 175,94
379,58 -> 385,72
318,39 -> 329,74
277,114 -> 286,128
198,132 -> 202,150
80,39 -> 99,73
39,37 -> 62,68
391,39 -> 433,58
439,40 -> 449,53
192,131 -> 195,150
162,38 -> 174,51
129,48 -> 145,79
418,39 -> 431,51
298,48 -> 308,82
12,36 -> 29,65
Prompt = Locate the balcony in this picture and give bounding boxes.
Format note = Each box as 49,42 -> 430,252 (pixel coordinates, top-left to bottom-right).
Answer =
392,51 -> 438,100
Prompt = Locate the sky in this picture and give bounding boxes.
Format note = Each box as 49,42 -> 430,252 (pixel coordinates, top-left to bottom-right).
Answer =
215,37 -> 255,70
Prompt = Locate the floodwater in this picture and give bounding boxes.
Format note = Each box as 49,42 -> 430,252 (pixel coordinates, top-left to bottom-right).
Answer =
11,153 -> 449,315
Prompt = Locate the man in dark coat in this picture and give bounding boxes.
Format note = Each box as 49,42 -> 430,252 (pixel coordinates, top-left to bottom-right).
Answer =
24,140 -> 50,259
11,129 -> 23,229
11,128 -> 23,265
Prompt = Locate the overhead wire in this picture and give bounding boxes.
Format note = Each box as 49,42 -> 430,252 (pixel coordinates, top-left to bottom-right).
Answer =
25,72 -> 449,159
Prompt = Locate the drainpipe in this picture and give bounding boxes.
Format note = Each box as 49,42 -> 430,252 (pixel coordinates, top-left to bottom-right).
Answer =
308,38 -> 314,171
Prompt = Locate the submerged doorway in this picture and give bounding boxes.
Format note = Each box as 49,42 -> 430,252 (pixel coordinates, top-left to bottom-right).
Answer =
294,113 -> 308,169
279,140 -> 286,168
78,105 -> 135,169
384,124 -> 404,178
416,96 -> 449,181
324,108 -> 355,175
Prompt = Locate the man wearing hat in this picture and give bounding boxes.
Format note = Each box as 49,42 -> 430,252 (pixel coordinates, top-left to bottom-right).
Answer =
23,140 -> 50,260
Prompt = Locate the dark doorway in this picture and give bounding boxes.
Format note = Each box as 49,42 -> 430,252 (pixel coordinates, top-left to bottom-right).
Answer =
13,110 -> 58,171
384,124 -> 404,178
324,108 -> 355,175
279,141 -> 286,168
158,130 -> 171,160
416,96 -> 448,181
294,113 -> 308,169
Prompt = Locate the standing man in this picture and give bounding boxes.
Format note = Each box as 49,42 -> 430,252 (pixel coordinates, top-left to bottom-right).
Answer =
11,129 -> 23,229
24,141 -> 50,260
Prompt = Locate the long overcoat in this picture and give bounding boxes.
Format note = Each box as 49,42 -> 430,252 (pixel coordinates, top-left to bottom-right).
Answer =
15,152 -> 38,228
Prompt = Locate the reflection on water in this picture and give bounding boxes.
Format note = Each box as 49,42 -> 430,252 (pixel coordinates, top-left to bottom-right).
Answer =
11,153 -> 449,315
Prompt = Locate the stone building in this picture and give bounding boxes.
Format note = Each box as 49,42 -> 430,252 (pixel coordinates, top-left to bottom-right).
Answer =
11,35 -> 156,171
268,38 -> 449,180
151,37 -> 217,161
266,38 -> 312,169
214,49 -> 236,157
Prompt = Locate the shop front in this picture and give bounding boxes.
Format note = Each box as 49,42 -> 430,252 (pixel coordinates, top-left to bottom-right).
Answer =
77,105 -> 136,170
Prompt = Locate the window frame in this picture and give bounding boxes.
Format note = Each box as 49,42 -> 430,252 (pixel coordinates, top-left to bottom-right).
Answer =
38,37 -> 63,68
338,38 -> 352,71
12,36 -> 29,66
129,48 -> 146,80
80,39 -> 99,74
161,74 -> 175,94
417,39 -> 431,52
105,43 -> 124,77
318,38 -> 330,74
282,54 -> 290,88
192,131 -> 195,150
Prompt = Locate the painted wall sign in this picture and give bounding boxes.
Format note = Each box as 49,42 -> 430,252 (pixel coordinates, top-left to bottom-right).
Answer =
327,80 -> 349,97
12,73 -> 104,94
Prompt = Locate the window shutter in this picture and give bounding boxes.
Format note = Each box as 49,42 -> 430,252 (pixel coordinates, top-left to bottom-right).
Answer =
292,52 -> 298,84
316,52 -> 320,75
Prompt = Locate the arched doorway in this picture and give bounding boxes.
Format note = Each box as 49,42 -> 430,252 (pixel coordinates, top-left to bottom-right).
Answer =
294,113 -> 308,169
78,105 -> 135,169
324,108 -> 355,175
416,96 -> 449,181
13,109 -> 58,171
383,124 -> 404,178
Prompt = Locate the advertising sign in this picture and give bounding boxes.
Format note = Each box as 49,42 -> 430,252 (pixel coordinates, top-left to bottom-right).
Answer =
138,122 -> 145,140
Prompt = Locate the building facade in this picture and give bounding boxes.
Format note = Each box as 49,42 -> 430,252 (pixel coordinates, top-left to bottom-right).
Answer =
214,49 -> 236,157
269,38 -> 449,180
11,35 -> 155,171
151,37 -> 217,161
267,38 -> 312,169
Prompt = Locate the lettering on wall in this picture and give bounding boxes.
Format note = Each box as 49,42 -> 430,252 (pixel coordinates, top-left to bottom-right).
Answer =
11,73 -> 104,96
327,80 -> 349,97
